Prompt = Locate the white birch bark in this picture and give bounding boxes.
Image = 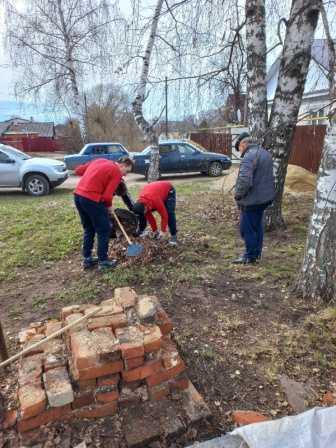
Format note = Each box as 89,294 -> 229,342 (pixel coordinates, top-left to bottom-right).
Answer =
296,13 -> 336,302
296,124 -> 336,301
245,0 -> 267,141
132,0 -> 164,183
56,0 -> 86,142
264,0 -> 321,229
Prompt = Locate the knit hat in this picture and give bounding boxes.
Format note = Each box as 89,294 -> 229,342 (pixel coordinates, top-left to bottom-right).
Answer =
235,132 -> 250,151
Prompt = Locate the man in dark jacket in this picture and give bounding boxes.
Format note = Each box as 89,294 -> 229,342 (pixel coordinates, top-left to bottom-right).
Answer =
233,133 -> 275,264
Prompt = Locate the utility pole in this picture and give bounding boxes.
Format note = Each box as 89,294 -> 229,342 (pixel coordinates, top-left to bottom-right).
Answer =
165,76 -> 168,138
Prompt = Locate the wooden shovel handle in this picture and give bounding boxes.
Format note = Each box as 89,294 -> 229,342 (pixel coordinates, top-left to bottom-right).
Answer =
111,210 -> 133,245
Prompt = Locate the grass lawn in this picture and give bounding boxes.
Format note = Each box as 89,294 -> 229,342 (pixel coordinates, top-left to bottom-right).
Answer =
1,178 -> 335,444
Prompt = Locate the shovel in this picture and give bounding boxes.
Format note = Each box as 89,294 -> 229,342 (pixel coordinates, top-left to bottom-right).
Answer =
111,209 -> 144,257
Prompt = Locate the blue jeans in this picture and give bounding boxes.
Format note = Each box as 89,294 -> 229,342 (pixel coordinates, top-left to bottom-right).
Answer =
74,194 -> 111,262
139,188 -> 177,236
240,204 -> 268,260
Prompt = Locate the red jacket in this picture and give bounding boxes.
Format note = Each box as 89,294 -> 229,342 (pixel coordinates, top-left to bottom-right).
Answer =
138,181 -> 173,232
74,159 -> 122,207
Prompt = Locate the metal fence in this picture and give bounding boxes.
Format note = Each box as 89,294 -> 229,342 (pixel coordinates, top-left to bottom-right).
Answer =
190,132 -> 232,156
191,125 -> 326,174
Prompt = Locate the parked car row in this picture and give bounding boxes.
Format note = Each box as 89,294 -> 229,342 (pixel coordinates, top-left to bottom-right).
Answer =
0,139 -> 232,196
64,140 -> 232,178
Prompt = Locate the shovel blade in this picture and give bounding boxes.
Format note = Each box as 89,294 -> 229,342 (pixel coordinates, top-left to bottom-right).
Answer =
127,243 -> 144,257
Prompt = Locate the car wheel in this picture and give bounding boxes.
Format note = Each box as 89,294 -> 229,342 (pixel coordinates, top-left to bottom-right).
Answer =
208,162 -> 223,177
24,174 -> 50,196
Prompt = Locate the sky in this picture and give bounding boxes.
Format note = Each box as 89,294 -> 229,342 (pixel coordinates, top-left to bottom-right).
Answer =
0,1 -> 334,124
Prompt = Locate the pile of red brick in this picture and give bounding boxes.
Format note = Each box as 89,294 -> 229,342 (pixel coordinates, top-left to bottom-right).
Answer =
12,288 -> 190,433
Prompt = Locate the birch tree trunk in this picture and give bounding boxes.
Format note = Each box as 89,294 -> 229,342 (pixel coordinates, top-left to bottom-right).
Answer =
296,124 -> 336,301
132,0 -> 164,182
264,0 -> 321,229
245,0 -> 267,141
296,10 -> 336,302
56,0 -> 86,142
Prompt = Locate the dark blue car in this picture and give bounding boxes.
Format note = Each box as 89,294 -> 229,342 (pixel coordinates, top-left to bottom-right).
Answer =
64,142 -> 129,170
132,140 -> 231,178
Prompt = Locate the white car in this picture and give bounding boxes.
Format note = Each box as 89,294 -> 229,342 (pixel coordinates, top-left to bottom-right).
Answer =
0,144 -> 68,196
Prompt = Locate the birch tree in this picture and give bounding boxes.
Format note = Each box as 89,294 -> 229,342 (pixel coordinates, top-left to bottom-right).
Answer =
296,10 -> 336,302
264,0 -> 322,229
245,0 -> 267,140
132,0 -> 164,182
5,0 -> 120,141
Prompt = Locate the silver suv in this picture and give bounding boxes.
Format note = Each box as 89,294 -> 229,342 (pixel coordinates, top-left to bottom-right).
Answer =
0,144 -> 68,196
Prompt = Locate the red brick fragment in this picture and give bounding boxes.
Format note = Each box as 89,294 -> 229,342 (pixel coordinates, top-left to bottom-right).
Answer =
61,305 -> 82,320
111,313 -> 128,330
17,405 -> 71,433
18,354 -> 43,387
122,360 -> 162,383
76,360 -> 123,380
146,361 -> 186,387
232,410 -> 271,426
169,375 -> 189,391
115,326 -> 144,360
78,378 -> 96,391
72,391 -> 95,409
87,316 -> 115,330
3,409 -> 18,429
95,390 -> 119,403
91,327 -> 120,362
73,401 -> 118,419
143,325 -> 162,353
155,306 -> 173,335
97,374 -> 120,387
114,287 -> 137,309
124,356 -> 144,370
18,383 -> 46,420
45,320 -> 62,337
161,337 -> 182,369
71,330 -> 98,369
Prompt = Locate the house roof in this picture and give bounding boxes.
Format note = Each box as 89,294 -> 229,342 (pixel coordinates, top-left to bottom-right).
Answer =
267,39 -> 332,100
0,118 -> 54,138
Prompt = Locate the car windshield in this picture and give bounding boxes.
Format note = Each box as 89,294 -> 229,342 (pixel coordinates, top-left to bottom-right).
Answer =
142,146 -> 152,154
1,145 -> 31,160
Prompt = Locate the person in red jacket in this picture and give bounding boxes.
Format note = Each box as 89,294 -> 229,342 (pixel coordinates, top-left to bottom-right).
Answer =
74,156 -> 134,270
132,180 -> 177,245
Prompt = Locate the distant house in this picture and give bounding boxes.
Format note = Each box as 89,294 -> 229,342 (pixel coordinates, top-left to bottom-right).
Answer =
0,117 -> 61,152
267,39 -> 332,125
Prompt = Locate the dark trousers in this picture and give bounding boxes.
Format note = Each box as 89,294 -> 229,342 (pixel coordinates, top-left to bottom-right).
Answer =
74,194 -> 111,262
240,204 -> 268,260
139,188 -> 177,236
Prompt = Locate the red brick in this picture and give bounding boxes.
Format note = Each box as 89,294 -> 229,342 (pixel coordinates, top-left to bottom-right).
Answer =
18,354 -> 43,387
78,378 -> 97,391
124,356 -> 144,370
322,391 -> 336,405
143,325 -> 162,353
161,338 -> 182,369
91,328 -> 120,362
65,313 -> 86,334
17,405 -> 71,433
155,307 -> 173,335
61,305 -> 82,320
74,401 -> 118,419
18,328 -> 37,345
169,375 -> 189,392
119,385 -> 148,407
22,334 -> 46,357
44,353 -> 66,372
95,390 -> 119,403
77,360 -> 124,380
232,410 -> 271,426
122,360 -> 162,383
97,374 -> 120,387
45,320 -> 62,337
18,383 -> 47,420
71,330 -> 98,369
87,316 -> 114,330
100,300 -> 123,314
146,361 -> 186,387
43,367 -> 74,407
114,287 -> 137,308
148,383 -> 170,401
3,409 -> 17,429
72,391 -> 95,409
115,326 -> 144,359
111,313 -> 128,330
